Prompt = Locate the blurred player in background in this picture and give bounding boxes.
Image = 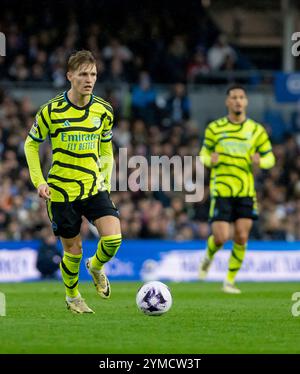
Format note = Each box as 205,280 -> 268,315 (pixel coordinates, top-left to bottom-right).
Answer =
24,50 -> 122,313
199,84 -> 275,293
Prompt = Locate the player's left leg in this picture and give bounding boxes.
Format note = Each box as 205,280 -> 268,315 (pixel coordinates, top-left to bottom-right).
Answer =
83,191 -> 122,298
86,215 -> 122,298
199,221 -> 230,279
223,218 -> 252,294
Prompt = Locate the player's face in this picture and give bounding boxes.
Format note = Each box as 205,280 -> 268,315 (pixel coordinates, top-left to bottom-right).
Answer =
226,89 -> 248,116
68,64 -> 97,96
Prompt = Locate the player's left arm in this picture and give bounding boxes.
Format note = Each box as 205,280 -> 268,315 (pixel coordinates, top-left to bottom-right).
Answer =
253,128 -> 275,169
100,111 -> 114,193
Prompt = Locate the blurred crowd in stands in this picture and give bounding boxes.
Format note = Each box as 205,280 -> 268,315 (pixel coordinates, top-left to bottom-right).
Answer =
1,82 -> 300,243
0,1 -> 298,243
0,1 -> 255,87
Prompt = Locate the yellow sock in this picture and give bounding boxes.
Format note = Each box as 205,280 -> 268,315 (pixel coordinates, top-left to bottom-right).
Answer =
60,252 -> 82,298
91,234 -> 122,270
206,235 -> 222,259
226,242 -> 246,284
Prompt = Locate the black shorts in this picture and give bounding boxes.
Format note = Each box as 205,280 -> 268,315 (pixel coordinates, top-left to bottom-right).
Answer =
46,191 -> 120,238
209,197 -> 258,223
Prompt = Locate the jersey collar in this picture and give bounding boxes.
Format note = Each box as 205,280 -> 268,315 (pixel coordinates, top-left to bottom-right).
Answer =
226,116 -> 248,125
64,91 -> 94,110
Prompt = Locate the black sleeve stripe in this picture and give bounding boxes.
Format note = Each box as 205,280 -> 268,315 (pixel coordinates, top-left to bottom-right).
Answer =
252,123 -> 258,136
38,94 -> 64,114
101,137 -> 113,142
95,96 -> 113,111
257,138 -> 269,150
94,98 -> 113,115
214,118 -> 229,127
51,103 -> 72,113
107,115 -> 113,126
47,103 -> 52,123
48,94 -> 65,104
40,109 -> 49,129
28,133 -> 44,142
206,127 -> 216,136
203,143 -> 214,150
259,149 -> 272,156
36,124 -> 42,139
205,137 -> 215,144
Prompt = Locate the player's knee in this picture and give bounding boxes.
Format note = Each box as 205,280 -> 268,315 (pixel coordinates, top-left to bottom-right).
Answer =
95,216 -> 121,236
64,238 -> 82,255
214,234 -> 228,247
234,233 -> 248,245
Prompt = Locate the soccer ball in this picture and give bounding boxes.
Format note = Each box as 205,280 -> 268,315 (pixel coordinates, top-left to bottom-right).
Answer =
136,281 -> 172,316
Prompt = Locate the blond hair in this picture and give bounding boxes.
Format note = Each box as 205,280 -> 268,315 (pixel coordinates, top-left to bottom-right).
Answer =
67,50 -> 96,71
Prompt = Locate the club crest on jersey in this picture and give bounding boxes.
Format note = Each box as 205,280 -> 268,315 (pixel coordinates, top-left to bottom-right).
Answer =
92,116 -> 102,128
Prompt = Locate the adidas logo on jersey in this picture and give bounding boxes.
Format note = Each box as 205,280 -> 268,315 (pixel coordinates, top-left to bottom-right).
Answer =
63,120 -> 71,127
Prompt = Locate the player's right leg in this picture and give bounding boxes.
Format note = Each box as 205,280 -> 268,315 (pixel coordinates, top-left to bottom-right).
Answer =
199,197 -> 232,280
223,217 -> 253,294
60,235 -> 94,314
199,221 -> 230,279
46,200 -> 94,313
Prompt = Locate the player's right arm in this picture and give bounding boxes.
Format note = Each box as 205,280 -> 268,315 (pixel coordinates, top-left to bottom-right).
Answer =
199,124 -> 217,168
24,105 -> 51,199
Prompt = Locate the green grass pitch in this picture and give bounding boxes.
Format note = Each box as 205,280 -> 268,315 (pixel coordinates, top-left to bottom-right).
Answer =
0,281 -> 299,354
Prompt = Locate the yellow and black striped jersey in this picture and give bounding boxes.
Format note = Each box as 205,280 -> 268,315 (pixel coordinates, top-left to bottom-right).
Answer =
200,116 -> 275,197
28,92 -> 114,202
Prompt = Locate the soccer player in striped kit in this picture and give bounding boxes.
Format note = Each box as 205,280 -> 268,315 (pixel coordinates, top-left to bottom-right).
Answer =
199,84 -> 275,293
24,50 -> 122,313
